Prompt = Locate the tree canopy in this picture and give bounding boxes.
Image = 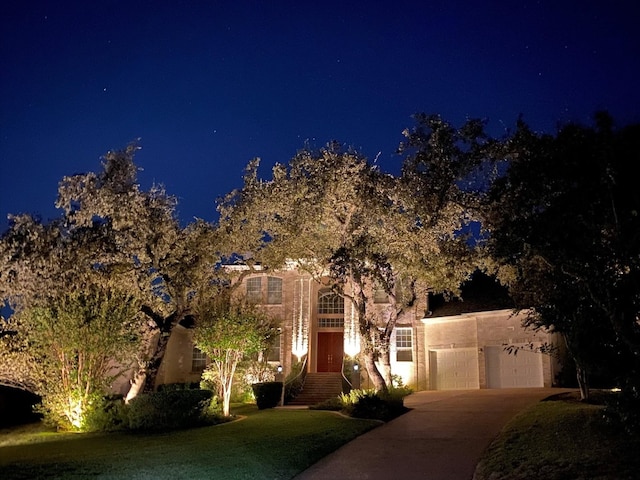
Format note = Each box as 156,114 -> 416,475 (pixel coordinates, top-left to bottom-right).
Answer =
218,116 -> 488,390
483,112 -> 640,399
1,144 -> 221,401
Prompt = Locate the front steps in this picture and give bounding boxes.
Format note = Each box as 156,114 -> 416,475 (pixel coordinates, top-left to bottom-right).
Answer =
287,372 -> 343,406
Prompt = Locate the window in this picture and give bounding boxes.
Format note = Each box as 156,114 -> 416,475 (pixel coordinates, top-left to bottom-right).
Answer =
192,347 -> 208,372
318,318 -> 344,328
267,332 -> 281,362
395,327 -> 413,362
266,277 -> 283,304
246,277 -> 262,303
318,289 -> 344,314
373,284 -> 389,303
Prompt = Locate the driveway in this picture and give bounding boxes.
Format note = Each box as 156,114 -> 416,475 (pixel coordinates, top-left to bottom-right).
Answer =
293,388 -> 572,480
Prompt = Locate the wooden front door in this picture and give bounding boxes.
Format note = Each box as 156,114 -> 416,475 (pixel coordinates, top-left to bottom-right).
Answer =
317,332 -> 343,372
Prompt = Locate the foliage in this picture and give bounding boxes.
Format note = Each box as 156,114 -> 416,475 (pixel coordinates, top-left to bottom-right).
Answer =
337,387 -> 410,421
16,286 -> 142,430
309,396 -> 343,411
483,113 -> 640,401
81,395 -> 129,432
218,126 -> 485,391
603,383 -> 640,435
251,381 -> 283,409
126,389 -> 214,431
284,358 -> 307,403
0,143 -> 221,400
194,295 -> 278,416
157,382 -> 201,391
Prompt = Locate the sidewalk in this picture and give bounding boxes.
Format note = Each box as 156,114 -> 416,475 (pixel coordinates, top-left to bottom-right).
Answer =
293,388 -> 571,480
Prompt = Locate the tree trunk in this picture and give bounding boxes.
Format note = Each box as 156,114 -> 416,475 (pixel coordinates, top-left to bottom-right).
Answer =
363,352 -> 387,392
124,369 -> 146,404
142,333 -> 171,394
139,308 -> 183,394
379,344 -> 392,387
564,334 -> 590,401
576,363 -> 590,402
122,307 -> 183,399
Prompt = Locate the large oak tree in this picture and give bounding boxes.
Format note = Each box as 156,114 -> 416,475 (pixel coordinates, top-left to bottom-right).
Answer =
1,145 -> 220,400
217,115 -> 486,391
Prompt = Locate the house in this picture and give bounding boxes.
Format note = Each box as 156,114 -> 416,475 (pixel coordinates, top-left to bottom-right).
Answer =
153,268 -> 561,399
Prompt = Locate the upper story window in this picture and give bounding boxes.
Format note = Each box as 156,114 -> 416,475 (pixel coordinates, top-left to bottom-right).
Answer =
317,288 -> 344,328
266,277 -> 283,304
246,277 -> 262,303
318,288 -> 344,314
246,276 -> 283,304
373,284 -> 389,303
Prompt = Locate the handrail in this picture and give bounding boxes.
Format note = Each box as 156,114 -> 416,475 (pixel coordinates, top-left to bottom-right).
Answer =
284,355 -> 308,386
341,355 -> 353,389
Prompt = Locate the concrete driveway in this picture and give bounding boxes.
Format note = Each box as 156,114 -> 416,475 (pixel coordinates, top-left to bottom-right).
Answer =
293,388 -> 572,480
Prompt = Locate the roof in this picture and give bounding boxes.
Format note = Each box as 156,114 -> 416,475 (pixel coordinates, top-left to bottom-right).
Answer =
428,271 -> 515,318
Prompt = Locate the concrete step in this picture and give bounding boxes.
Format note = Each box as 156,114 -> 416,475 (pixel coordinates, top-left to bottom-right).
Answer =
287,372 -> 344,406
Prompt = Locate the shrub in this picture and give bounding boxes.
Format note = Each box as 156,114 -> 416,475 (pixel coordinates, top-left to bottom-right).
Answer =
157,382 -> 201,391
127,389 -> 214,431
604,384 -> 640,435
284,360 -> 307,404
309,396 -> 343,411
82,395 -> 128,432
252,382 -> 283,409
339,387 -> 410,421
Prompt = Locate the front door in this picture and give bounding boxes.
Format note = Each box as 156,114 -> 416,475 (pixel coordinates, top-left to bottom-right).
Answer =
317,332 -> 343,372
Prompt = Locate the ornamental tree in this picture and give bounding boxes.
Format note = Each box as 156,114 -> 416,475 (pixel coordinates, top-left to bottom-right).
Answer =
193,294 -> 278,416
6,286 -> 142,430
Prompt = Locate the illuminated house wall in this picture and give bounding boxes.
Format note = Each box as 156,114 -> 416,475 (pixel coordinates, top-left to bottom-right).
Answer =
152,269 -> 560,393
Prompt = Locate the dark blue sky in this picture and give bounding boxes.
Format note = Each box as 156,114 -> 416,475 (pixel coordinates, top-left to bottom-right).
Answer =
2,1 -> 639,231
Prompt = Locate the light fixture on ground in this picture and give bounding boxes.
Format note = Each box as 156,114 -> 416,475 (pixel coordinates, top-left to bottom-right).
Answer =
276,365 -> 285,406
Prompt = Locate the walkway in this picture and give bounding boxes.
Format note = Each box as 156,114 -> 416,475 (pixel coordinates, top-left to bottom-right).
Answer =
293,388 -> 572,480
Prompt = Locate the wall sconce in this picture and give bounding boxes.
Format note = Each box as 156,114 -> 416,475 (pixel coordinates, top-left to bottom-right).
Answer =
353,363 -> 359,372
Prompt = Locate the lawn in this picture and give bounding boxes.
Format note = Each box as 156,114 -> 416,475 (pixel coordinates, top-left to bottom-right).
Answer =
474,391 -> 640,480
0,404 -> 380,479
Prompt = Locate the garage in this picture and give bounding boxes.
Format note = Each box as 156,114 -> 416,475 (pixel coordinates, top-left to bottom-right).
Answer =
430,348 -> 480,390
485,345 -> 544,388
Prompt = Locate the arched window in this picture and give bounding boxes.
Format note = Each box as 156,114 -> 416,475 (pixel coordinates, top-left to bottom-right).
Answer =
317,288 -> 344,328
318,288 -> 344,314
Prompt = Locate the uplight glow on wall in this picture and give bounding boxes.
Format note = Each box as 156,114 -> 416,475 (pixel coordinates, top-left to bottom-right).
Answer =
343,300 -> 361,356
292,278 -> 309,359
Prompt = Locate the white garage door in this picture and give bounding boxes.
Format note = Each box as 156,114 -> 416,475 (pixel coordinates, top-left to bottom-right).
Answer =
430,349 -> 479,390
485,345 -> 544,388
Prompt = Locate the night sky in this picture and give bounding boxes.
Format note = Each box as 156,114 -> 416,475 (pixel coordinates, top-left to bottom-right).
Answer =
2,1 -> 639,232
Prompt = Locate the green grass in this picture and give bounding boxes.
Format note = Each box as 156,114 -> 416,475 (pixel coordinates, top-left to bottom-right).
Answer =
0,405 -> 379,479
474,392 -> 640,480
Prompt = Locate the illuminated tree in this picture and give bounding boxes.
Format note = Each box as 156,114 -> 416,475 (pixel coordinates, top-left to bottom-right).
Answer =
54,145 -> 219,398
217,116 -> 485,391
0,144 -> 220,402
193,294 -> 278,416
17,286 -> 142,430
